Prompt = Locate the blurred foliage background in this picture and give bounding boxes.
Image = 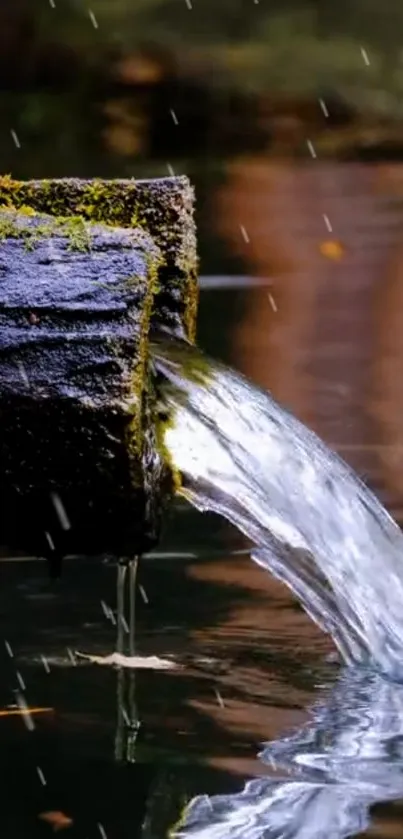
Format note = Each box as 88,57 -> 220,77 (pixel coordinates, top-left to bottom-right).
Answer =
2,0 -> 403,178
2,0 -> 403,272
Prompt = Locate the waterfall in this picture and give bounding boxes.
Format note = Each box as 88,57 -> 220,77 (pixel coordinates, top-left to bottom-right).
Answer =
152,334 -> 403,679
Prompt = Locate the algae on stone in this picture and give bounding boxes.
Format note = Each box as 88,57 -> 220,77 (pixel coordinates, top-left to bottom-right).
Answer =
0,174 -> 198,341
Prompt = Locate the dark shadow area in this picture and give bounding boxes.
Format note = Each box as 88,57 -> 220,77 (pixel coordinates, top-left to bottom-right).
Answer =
0,545 -> 320,837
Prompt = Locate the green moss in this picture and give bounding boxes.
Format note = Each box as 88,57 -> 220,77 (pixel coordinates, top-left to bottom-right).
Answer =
75,178 -> 139,225
0,212 -> 26,242
183,273 -> 199,341
0,206 -> 93,252
61,215 -> 93,252
151,338 -> 211,388
0,174 -> 25,209
168,797 -> 191,839
0,175 -> 139,227
155,409 -> 182,494
124,249 -> 163,468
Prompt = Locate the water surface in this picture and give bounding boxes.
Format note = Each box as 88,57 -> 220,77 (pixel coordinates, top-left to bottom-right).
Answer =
2,277 -> 403,838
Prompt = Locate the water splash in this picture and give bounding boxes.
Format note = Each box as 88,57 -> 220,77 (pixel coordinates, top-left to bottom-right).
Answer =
152,335 -> 403,679
172,667 -> 403,839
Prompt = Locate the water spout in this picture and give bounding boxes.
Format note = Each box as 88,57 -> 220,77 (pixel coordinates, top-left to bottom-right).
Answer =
152,335 -> 403,680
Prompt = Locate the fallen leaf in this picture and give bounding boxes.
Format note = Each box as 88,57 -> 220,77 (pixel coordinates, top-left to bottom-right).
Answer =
75,651 -> 179,670
0,706 -> 53,718
319,239 -> 345,261
39,811 -> 73,832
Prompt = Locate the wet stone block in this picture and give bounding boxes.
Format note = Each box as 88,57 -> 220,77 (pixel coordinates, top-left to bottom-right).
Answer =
0,176 -> 198,565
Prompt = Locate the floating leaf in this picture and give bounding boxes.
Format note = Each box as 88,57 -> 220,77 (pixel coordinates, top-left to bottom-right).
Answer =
319,239 -> 345,261
38,811 -> 73,832
75,651 -> 179,670
0,706 -> 53,718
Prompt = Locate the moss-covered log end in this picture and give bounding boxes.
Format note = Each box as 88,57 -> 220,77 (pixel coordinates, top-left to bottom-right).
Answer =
0,176 -> 198,562
0,174 -> 199,341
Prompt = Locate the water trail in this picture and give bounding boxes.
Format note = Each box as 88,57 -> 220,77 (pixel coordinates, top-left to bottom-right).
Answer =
152,335 -> 403,679
172,667 -> 403,839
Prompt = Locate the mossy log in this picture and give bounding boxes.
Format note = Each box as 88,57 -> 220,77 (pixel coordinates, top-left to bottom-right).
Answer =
0,176 -> 198,566
0,174 -> 198,340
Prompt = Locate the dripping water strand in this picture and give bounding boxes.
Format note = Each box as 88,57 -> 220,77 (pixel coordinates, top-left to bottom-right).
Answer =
114,558 -> 141,763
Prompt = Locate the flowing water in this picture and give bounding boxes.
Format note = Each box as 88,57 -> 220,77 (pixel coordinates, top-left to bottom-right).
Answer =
152,334 -> 403,838
153,335 -> 403,679
172,667 -> 403,839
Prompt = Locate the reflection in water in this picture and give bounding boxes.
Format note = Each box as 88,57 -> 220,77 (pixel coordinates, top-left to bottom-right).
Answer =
115,560 -> 141,763
373,222 -> 403,511
215,162 -> 403,494
174,667 -> 403,839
